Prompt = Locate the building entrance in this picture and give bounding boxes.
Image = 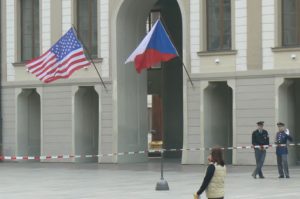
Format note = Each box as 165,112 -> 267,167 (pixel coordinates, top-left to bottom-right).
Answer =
115,0 -> 183,162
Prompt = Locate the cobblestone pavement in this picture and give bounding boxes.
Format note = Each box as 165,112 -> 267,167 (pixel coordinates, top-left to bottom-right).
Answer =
0,159 -> 299,199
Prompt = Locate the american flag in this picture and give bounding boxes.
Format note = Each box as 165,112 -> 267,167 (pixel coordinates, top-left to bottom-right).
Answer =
26,28 -> 90,83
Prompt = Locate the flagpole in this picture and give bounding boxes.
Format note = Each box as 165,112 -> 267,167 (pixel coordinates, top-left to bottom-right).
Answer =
155,62 -> 169,191
159,18 -> 194,87
72,25 -> 108,92
181,61 -> 194,87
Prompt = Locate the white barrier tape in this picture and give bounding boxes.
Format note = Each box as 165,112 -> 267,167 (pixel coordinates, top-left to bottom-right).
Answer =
148,149 -> 161,153
40,156 -> 47,160
2,143 -> 300,161
4,156 -> 11,160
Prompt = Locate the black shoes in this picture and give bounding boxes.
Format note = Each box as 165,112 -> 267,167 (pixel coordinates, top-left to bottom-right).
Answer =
278,175 -> 290,178
252,174 -> 265,179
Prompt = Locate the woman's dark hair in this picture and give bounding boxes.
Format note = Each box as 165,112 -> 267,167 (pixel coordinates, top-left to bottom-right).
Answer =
211,147 -> 225,166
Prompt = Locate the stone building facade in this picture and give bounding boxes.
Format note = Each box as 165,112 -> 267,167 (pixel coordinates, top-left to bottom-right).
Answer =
1,0 -> 300,165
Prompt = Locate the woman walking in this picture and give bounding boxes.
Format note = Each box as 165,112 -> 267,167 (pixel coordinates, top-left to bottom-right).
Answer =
195,147 -> 226,199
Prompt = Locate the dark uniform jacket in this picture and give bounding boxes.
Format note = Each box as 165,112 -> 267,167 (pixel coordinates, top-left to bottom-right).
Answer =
252,129 -> 269,146
275,131 -> 293,155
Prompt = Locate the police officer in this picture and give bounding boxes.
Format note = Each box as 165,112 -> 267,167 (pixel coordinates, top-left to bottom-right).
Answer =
251,121 -> 269,179
275,122 -> 293,178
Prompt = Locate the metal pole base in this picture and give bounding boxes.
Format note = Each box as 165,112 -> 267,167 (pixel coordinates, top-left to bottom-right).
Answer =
155,178 -> 169,191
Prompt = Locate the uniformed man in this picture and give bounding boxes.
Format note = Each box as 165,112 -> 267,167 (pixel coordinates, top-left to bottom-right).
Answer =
251,121 -> 269,179
275,122 -> 293,178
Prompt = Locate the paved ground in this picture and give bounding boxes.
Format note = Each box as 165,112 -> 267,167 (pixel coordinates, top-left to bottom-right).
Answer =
0,158 -> 299,199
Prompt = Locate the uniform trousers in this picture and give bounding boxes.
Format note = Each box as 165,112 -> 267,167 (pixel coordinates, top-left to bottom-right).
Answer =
277,154 -> 289,177
252,148 -> 266,177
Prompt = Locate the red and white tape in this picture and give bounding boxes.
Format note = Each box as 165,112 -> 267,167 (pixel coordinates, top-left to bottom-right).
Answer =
1,143 -> 300,161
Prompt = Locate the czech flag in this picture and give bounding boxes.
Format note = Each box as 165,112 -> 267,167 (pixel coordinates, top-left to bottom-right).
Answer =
125,19 -> 178,73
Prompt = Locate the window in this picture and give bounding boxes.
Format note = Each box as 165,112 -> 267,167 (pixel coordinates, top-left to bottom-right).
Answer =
147,10 -> 161,32
77,0 -> 98,58
146,10 -> 161,69
21,0 -> 40,61
207,0 -> 231,51
282,0 -> 300,47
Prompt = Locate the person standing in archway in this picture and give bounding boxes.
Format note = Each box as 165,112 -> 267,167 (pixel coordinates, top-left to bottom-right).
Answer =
195,147 -> 226,199
275,122 -> 293,178
251,121 -> 269,179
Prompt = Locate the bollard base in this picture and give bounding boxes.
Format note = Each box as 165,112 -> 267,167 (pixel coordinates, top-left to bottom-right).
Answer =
155,179 -> 169,191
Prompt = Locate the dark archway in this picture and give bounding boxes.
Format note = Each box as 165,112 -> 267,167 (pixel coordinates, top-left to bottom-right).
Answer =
116,0 -> 183,162
17,89 -> 41,157
147,0 -> 183,158
204,82 -> 233,164
75,86 -> 99,162
278,79 -> 300,165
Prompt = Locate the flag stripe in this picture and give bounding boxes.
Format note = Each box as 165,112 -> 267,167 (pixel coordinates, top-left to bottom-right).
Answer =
44,60 -> 89,79
125,21 -> 159,64
28,52 -> 55,71
40,57 -> 89,81
31,48 -> 84,76
38,54 -> 87,80
31,55 -> 56,74
46,58 -> 88,76
35,50 -> 85,78
44,52 -> 86,75
43,63 -> 90,83
134,49 -> 177,73
26,50 -> 51,68
43,64 -> 87,82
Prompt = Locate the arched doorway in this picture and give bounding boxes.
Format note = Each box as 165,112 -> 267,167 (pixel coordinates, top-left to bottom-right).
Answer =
278,79 -> 300,165
204,82 -> 233,164
17,89 -> 41,157
114,0 -> 184,162
74,86 -> 99,162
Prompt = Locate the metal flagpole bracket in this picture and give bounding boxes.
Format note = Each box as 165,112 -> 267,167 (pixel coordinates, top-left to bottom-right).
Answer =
155,149 -> 169,191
